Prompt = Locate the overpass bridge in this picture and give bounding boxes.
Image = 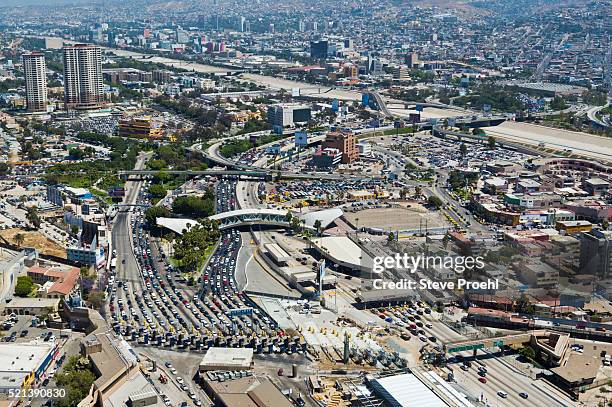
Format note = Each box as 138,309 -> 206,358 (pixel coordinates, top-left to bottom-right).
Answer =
111,203 -> 151,210
197,133 -> 326,171
208,208 -> 304,231
117,168 -> 356,181
158,208 -> 343,233
367,92 -> 508,130
367,92 -> 451,116
443,330 -> 570,366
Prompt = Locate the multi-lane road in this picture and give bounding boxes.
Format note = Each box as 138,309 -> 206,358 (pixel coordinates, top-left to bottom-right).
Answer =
379,305 -> 576,407
112,152 -> 150,292
483,120 -> 612,163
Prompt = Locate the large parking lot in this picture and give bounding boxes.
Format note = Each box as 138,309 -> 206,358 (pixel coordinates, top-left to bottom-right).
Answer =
408,134 -> 532,169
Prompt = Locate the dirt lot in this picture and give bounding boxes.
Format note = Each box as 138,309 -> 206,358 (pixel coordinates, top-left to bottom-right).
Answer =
0,228 -> 66,258
344,204 -> 449,231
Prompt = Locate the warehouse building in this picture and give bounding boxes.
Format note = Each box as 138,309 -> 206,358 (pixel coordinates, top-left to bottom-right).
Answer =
0,342 -> 58,393
369,373 -> 447,407
202,375 -> 292,407
199,348 -> 254,373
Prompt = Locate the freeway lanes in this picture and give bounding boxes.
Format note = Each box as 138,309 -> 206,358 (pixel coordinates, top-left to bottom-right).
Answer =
239,73 -> 364,101
415,314 -> 574,407
586,105 -> 610,128
451,358 -> 569,407
113,152 -> 150,293
483,121 -> 612,162
103,47 -> 232,74
378,305 -> 574,407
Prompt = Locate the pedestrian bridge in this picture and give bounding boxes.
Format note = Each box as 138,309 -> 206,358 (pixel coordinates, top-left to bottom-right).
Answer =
209,208 -> 299,231
156,208 -> 345,233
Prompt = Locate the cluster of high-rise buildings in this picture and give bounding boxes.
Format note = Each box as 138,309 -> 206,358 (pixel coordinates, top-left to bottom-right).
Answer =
22,44 -> 104,113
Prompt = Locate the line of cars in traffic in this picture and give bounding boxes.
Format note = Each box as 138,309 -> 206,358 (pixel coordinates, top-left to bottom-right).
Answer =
108,177 -> 298,354
454,359 -> 529,400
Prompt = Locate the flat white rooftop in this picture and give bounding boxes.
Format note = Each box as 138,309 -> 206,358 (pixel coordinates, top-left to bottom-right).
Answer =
0,342 -> 55,374
156,217 -> 200,235
311,236 -> 372,269
200,347 -> 254,370
371,373 -> 446,407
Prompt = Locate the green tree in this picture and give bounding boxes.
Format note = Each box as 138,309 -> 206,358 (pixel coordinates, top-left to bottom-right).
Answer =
550,96 -> 568,110
582,90 -> 607,106
487,136 -> 496,150
148,159 -> 168,171
173,221 -> 220,273
153,171 -> 172,185
172,193 -> 215,218
55,356 -> 96,407
313,219 -> 322,236
25,206 -> 41,229
85,290 -> 105,309
145,206 -> 171,226
472,128 -> 486,136
518,346 -> 536,362
515,293 -> 534,314
15,276 -> 34,297
68,148 -> 87,160
459,143 -> 467,157
427,195 -> 443,209
148,184 -> 167,199
290,217 -> 301,233
387,232 -> 395,242
14,233 -> 25,247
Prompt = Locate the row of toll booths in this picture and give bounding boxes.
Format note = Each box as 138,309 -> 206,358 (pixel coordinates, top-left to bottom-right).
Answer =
122,325 -> 307,354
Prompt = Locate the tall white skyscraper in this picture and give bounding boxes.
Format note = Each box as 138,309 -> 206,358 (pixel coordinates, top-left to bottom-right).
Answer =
63,44 -> 104,110
22,52 -> 48,113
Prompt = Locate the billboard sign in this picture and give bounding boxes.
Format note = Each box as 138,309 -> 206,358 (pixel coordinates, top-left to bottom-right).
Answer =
295,131 -> 308,147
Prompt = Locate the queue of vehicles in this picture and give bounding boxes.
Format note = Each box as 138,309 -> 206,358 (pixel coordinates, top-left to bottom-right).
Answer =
107,177 -> 303,356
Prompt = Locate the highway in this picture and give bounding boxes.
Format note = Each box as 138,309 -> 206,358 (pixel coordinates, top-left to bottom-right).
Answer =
112,152 -> 150,294
118,168 -> 360,181
430,170 -> 489,234
103,45 -> 612,164
483,121 -> 612,163
450,354 -> 574,407
586,104 -> 610,128
415,313 -> 574,407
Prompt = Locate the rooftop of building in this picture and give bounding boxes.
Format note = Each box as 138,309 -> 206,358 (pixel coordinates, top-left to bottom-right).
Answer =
370,373 -> 446,407
0,342 -> 56,375
206,375 -> 292,407
200,347 -> 254,369
28,265 -> 80,296
5,297 -> 60,309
